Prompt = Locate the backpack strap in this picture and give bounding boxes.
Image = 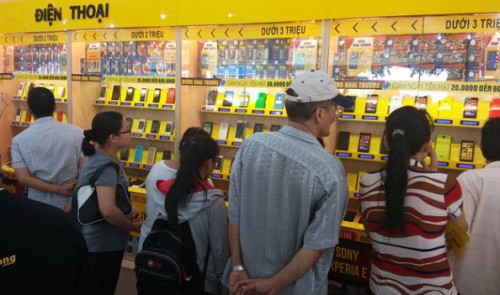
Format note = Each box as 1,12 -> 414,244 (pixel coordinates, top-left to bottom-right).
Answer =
89,162 -> 119,187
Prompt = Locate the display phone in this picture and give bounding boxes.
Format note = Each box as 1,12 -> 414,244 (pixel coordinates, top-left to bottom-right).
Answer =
98,85 -> 107,99
223,91 -> 234,107
379,131 -> 390,154
47,84 -> 55,93
203,121 -> 213,135
343,211 -> 357,222
388,95 -> 402,114
125,117 -> 133,129
111,85 -> 121,101
459,140 -> 475,162
364,94 -> 378,113
490,98 -> 500,118
147,147 -> 157,164
255,92 -> 267,109
125,87 -> 135,101
253,123 -> 264,133
164,121 -> 174,135
485,50 -> 498,71
136,119 -> 147,132
214,155 -> 224,173
150,120 -> 160,134
337,131 -> 351,151
119,148 -> 130,161
134,145 -> 144,163
235,121 -> 247,140
463,97 -> 478,118
218,122 -> 229,139
239,93 -> 250,108
162,150 -> 171,160
343,96 -> 356,113
270,124 -> 281,132
273,93 -> 286,110
435,134 -> 452,161
28,83 -> 35,92
15,108 -> 22,121
166,88 -> 176,104
349,51 -> 359,69
17,83 -> 25,96
414,95 -> 428,111
357,132 -> 372,153
57,86 -> 66,98
206,90 -> 217,105
139,88 -> 148,102
152,88 -> 161,103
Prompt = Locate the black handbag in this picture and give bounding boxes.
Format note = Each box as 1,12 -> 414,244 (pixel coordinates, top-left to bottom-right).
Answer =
72,162 -> 132,225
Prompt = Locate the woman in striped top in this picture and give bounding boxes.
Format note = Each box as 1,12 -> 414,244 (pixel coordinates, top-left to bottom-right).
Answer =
360,106 -> 468,294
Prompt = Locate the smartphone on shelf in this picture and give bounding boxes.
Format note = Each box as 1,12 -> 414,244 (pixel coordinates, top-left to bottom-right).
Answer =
125,87 -> 135,101
147,147 -> 157,164
379,131 -> 390,154
15,108 -> 22,121
125,117 -> 133,129
139,88 -> 148,102
203,122 -> 213,135
239,93 -> 250,108
223,91 -> 234,107
120,148 -> 130,161
388,95 -> 402,114
255,92 -> 267,109
337,131 -> 350,151
365,94 -> 378,113
357,132 -> 372,153
214,155 -> 224,173
435,134 -> 452,161
414,95 -> 428,111
150,120 -> 160,134
17,83 -> 25,96
98,85 -> 107,99
463,97 -> 478,119
343,96 -> 356,113
134,145 -> 144,163
206,90 -> 217,105
57,86 -> 66,98
162,150 -> 171,160
218,122 -> 229,139
235,121 -> 246,140
47,84 -> 55,93
152,88 -> 161,103
136,119 -> 147,133
166,88 -> 176,104
459,140 -> 475,162
164,121 -> 174,135
273,93 -> 285,110
253,123 -> 264,133
111,85 -> 121,101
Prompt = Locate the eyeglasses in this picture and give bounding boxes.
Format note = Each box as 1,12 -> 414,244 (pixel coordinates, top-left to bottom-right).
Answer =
118,129 -> 131,134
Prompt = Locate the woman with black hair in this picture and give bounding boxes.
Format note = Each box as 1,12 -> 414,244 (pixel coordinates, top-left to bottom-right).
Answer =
156,135 -> 228,295
359,106 -> 467,294
80,111 -> 143,295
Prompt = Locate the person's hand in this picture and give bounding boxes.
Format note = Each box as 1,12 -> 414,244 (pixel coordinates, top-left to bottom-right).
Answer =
421,146 -> 437,172
229,270 -> 250,294
60,181 -> 78,197
233,278 -> 278,295
131,206 -> 143,222
131,220 -> 143,232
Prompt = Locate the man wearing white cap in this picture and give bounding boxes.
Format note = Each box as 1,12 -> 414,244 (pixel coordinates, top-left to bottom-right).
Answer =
225,70 -> 352,294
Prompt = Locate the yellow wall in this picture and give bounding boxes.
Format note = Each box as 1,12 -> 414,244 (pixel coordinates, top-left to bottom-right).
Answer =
0,0 -> 497,33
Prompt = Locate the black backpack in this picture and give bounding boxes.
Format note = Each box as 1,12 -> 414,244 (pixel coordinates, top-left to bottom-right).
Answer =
135,218 -> 205,295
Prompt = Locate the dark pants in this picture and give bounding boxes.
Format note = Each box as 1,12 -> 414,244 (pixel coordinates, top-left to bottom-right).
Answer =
88,250 -> 125,295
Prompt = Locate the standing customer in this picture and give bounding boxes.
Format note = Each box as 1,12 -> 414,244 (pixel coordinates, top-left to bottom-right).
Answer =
227,70 -> 351,294
11,87 -> 84,210
139,127 -> 209,250
359,106 -> 467,294
451,117 -> 500,295
155,135 -> 228,294
80,111 -> 143,295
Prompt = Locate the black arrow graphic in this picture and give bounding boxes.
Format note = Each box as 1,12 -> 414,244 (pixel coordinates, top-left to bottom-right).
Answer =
239,28 -> 243,37
353,23 -> 358,33
411,20 -> 418,31
4,37 -> 8,43
224,28 -> 229,38
114,32 -> 118,39
391,21 -> 398,32
73,32 -> 77,41
93,32 -> 97,40
198,29 -> 202,38
211,29 -> 215,38
335,23 -> 340,34
184,29 -> 189,39
12,36 -> 16,43
20,36 -> 24,42
103,32 -> 107,40
83,33 -> 87,41
371,21 -> 378,32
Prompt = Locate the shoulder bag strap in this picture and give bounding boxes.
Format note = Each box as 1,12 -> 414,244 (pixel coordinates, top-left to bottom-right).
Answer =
89,162 -> 119,187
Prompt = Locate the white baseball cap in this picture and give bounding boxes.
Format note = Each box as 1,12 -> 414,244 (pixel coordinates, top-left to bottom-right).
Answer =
286,70 -> 354,108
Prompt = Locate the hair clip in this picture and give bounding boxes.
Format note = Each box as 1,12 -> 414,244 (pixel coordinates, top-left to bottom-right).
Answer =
392,129 -> 405,137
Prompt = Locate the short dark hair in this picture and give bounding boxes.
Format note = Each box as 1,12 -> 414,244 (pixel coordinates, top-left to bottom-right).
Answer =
481,117 -> 500,161
27,87 -> 55,118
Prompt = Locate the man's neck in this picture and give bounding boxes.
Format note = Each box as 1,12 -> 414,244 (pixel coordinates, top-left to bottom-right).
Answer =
287,120 -> 317,137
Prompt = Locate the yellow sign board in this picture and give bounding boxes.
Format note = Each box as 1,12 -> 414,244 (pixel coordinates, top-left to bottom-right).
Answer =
331,17 -> 423,36
71,28 -> 176,43
224,79 -> 291,88
182,22 -> 322,41
424,14 -> 500,33
0,33 -> 67,45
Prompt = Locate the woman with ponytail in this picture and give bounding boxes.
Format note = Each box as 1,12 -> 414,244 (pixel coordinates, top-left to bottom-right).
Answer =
359,106 -> 467,294
80,111 -> 143,295
155,135 -> 228,295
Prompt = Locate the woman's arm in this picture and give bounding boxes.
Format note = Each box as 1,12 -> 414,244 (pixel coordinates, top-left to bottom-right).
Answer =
96,185 -> 142,232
